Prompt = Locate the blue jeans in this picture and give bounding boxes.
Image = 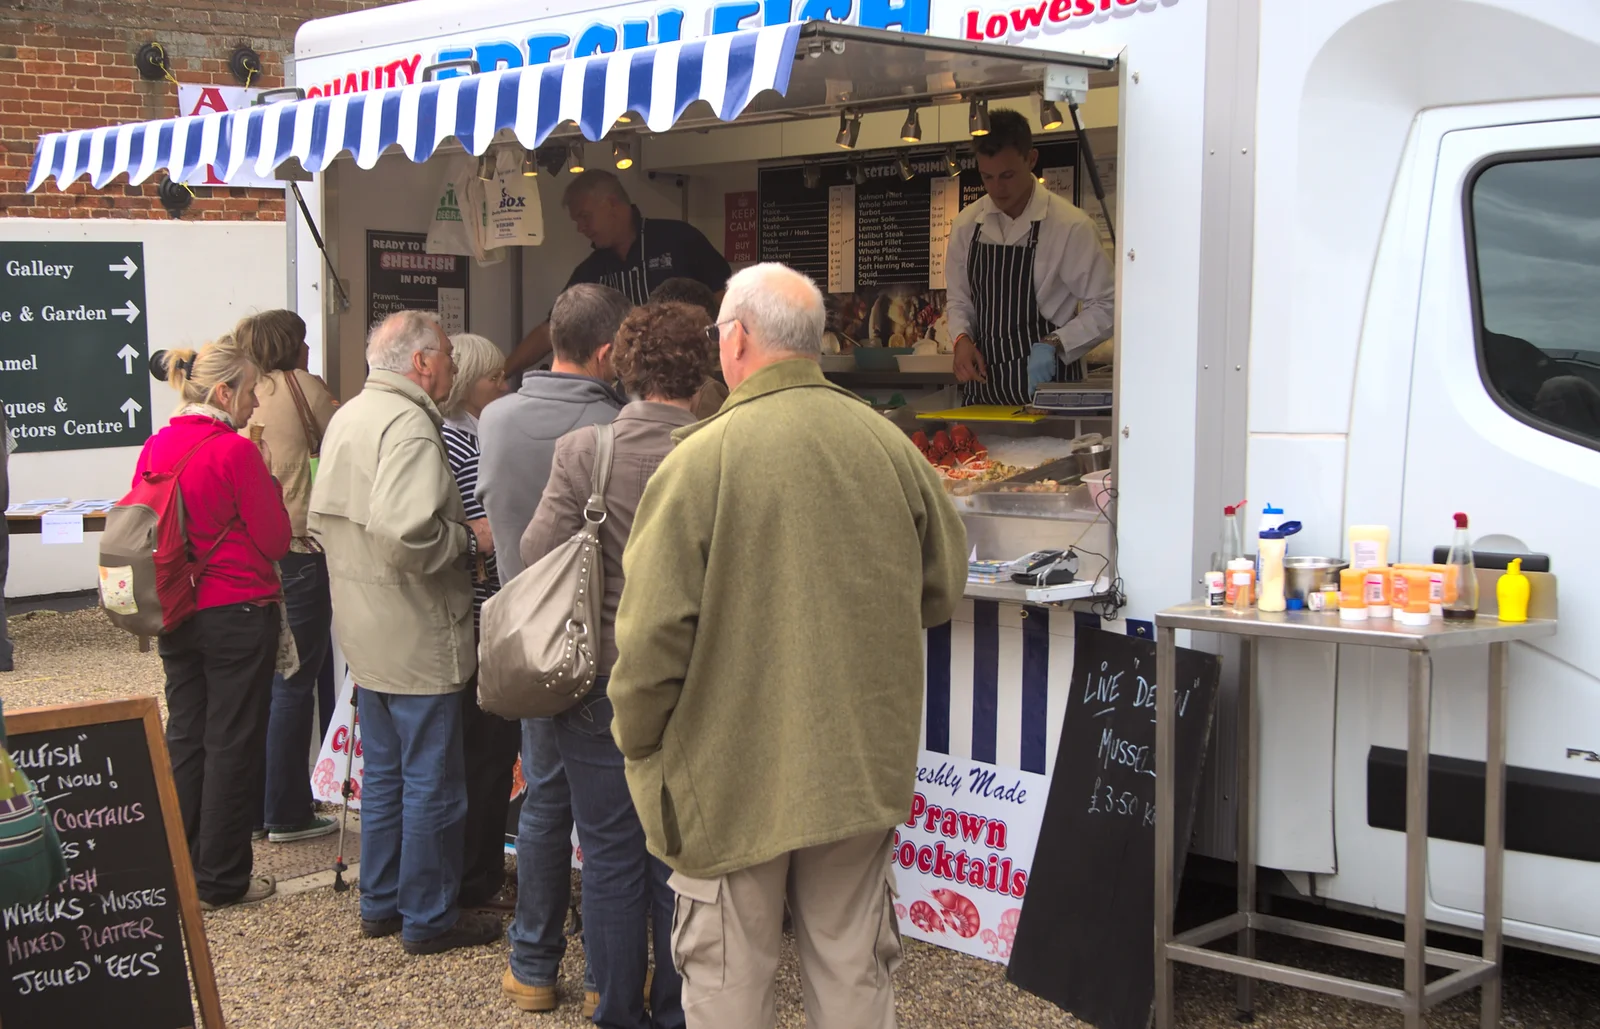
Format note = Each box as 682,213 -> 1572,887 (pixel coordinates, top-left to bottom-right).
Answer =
553,682 -> 684,1029
263,551 -> 334,829
510,717 -> 591,988
357,688 -> 466,942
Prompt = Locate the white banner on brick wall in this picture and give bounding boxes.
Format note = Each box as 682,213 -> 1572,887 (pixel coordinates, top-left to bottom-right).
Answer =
175,85 -> 285,189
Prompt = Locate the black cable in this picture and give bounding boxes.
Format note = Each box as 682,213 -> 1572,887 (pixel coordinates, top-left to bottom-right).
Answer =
288,181 -> 351,310
1068,99 -> 1115,248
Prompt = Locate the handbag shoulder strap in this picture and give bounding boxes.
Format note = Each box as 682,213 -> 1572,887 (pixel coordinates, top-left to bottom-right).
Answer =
582,422 -> 616,526
282,371 -> 323,456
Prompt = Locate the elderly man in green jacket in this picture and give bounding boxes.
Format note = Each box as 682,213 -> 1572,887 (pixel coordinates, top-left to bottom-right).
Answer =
309,311 -> 501,957
611,263 -> 968,1028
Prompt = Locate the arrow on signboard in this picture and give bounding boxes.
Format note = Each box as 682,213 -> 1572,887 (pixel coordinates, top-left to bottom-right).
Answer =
116,344 -> 140,374
120,398 -> 142,428
110,300 -> 140,324
108,256 -> 138,280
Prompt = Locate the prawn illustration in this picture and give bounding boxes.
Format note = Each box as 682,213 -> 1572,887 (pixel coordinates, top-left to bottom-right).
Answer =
979,907 -> 1021,958
311,757 -> 337,800
930,888 -> 981,939
908,900 -> 946,934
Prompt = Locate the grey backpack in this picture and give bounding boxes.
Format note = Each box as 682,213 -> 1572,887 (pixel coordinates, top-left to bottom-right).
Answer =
477,423 -> 614,718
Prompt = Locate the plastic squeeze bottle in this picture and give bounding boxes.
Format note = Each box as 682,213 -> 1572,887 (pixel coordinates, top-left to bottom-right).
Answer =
1497,559 -> 1529,622
1442,512 -> 1479,620
1256,521 -> 1302,613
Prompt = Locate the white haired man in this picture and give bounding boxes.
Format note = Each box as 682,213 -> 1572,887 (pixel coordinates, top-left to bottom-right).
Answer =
611,263 -> 969,1027
309,310 -> 501,955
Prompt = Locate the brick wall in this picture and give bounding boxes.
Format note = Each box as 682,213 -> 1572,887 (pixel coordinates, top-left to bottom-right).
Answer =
0,0 -> 397,220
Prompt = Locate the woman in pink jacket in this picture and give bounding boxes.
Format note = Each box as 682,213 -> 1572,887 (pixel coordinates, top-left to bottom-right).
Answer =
135,335 -> 291,909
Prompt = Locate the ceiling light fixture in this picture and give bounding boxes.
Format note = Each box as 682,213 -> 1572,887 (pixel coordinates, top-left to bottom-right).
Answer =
522,148 -> 538,177
802,162 -> 822,190
568,141 -> 587,174
945,147 -> 961,177
613,138 -> 634,170
968,99 -> 990,137
852,161 -> 867,186
1039,98 -> 1065,131
538,147 -> 566,177
836,111 -> 861,150
898,153 -> 915,182
900,106 -> 921,143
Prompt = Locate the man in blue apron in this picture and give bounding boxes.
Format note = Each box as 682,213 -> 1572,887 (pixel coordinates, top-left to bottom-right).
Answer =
505,170 -> 731,380
945,110 -> 1114,407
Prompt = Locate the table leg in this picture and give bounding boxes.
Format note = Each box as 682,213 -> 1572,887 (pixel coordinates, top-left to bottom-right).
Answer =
1155,625 -> 1177,1029
1482,643 -> 1507,1028
1236,637 -> 1257,1021
1404,650 -> 1433,1029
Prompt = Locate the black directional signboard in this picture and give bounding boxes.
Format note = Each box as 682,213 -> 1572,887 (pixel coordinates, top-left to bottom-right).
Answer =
0,242 -> 150,453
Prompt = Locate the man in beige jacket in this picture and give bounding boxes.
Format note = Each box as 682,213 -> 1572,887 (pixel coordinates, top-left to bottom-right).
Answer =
309,311 -> 500,955
611,264 -> 968,1027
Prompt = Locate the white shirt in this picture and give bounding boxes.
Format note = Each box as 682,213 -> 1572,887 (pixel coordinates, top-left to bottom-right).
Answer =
944,185 -> 1115,363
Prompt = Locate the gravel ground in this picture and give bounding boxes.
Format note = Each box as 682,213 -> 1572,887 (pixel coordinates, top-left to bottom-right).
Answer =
6,608 -> 1600,1027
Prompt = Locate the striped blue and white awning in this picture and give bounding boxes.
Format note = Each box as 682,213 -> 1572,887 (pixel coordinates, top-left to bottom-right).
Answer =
27,22 -> 801,192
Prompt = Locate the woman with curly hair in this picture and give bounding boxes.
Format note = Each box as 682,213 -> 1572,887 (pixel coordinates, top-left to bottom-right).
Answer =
503,301 -> 713,1027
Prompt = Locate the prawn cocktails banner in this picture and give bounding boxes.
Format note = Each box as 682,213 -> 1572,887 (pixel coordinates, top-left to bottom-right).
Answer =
891,750 -> 1049,962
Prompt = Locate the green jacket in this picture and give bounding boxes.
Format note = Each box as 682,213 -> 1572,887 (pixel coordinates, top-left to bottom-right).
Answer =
308,371 -> 475,695
610,358 -> 968,878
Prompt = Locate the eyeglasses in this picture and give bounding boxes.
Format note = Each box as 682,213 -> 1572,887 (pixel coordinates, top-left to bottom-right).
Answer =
704,319 -> 741,345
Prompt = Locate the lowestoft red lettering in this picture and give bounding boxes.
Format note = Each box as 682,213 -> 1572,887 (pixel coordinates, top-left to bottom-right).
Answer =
964,0 -> 1148,40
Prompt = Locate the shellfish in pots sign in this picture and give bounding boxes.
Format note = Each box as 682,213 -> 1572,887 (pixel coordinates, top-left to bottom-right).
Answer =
891,751 -> 1049,962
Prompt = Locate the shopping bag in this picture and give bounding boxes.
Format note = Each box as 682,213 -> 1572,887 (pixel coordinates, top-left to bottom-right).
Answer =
424,159 -> 475,258
310,668 -> 363,809
486,161 -> 545,247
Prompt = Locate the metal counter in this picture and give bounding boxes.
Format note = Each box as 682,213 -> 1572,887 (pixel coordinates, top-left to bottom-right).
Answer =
1153,603 -> 1558,1029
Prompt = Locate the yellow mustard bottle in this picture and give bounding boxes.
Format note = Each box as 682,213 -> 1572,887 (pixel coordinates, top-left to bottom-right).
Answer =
1497,559 -> 1529,623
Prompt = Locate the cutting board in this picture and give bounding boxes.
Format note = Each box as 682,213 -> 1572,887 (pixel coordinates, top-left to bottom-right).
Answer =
916,405 -> 1047,423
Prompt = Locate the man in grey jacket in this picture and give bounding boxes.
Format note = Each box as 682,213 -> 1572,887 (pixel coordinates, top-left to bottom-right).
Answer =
477,283 -> 631,1014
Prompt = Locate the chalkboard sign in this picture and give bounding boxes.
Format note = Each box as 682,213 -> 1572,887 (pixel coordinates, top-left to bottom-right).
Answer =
366,231 -> 469,336
0,241 -> 150,453
0,698 -> 223,1028
1007,629 -> 1219,1029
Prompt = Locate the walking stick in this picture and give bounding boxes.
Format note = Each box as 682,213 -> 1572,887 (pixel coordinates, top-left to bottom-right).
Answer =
333,683 -> 359,893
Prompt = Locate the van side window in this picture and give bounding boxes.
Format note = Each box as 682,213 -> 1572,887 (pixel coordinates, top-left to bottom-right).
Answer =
1468,154 -> 1600,447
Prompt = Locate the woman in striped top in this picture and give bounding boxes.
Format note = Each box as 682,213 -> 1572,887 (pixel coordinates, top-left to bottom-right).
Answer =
439,333 -> 519,912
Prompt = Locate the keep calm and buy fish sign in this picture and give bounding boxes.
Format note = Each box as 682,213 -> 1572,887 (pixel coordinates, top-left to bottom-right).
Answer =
0,242 -> 150,453
1008,629 -> 1220,1029
0,698 -> 223,1028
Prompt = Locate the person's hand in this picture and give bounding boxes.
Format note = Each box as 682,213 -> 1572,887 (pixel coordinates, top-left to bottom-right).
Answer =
953,335 -> 987,384
254,438 -> 273,470
469,518 -> 495,557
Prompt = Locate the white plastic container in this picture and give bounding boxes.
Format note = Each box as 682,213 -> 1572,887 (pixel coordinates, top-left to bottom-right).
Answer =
1257,535 -> 1288,612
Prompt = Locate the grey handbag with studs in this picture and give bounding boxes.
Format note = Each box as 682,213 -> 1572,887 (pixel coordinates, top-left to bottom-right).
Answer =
478,422 -> 614,719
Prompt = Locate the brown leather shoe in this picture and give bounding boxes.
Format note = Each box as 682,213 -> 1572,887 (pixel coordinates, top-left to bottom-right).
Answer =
502,968 -> 558,1013
582,991 -> 600,1018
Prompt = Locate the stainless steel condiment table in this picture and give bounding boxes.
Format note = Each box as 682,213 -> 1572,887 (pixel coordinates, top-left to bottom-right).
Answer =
1152,604 -> 1558,1029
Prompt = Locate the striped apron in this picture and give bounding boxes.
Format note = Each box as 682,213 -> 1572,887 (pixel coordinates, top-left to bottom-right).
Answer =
962,220 -> 1081,407
595,224 -> 652,305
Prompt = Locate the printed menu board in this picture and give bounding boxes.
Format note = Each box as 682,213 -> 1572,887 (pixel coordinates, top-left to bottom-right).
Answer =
758,140 -> 1080,296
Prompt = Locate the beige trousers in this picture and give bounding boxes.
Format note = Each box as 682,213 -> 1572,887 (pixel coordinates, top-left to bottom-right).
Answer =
668,829 -> 902,1029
